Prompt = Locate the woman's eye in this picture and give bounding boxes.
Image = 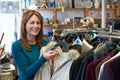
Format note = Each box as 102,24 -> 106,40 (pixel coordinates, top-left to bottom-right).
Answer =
30,21 -> 35,24
30,21 -> 41,24
37,22 -> 41,24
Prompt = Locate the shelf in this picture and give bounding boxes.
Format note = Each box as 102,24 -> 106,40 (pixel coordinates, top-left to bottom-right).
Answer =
22,7 -> 120,11
43,24 -> 53,27
58,24 -> 82,28
56,8 -> 85,10
58,24 -> 73,27
38,7 -> 54,9
22,8 -> 120,29
87,8 -> 117,10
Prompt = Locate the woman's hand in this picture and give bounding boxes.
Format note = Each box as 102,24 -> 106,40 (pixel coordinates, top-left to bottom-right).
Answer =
43,50 -> 56,60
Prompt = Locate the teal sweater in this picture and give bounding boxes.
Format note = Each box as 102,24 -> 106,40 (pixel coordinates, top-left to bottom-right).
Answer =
12,40 -> 48,80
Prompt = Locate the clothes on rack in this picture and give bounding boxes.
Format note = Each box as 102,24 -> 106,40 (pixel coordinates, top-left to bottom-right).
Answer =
76,53 -> 94,80
82,39 -> 93,54
69,37 -> 120,80
34,41 -> 80,80
47,31 -> 69,52
45,29 -> 120,80
69,44 -> 82,54
69,48 -> 94,80
95,50 -> 116,80
98,51 -> 120,80
34,52 -> 73,80
85,50 -> 115,80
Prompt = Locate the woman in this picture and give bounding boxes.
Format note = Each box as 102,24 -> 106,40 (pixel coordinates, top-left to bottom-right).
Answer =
11,10 -> 56,80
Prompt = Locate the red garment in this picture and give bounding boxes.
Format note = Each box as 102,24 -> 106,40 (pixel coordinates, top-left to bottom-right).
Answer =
85,50 -> 115,80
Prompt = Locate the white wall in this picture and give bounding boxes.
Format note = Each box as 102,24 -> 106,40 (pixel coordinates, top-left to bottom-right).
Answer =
0,0 -> 21,53
0,14 -> 16,53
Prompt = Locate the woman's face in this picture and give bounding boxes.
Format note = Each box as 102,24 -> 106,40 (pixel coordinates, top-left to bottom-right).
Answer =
26,14 -> 41,38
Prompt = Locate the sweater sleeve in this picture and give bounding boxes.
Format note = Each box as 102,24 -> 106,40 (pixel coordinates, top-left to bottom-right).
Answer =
11,41 -> 47,79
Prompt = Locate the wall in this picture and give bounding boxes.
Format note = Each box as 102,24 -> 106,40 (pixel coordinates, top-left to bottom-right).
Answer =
0,14 -> 16,53
0,0 -> 20,53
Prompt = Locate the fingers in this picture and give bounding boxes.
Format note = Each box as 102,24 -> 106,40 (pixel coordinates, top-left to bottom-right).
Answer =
43,50 -> 56,60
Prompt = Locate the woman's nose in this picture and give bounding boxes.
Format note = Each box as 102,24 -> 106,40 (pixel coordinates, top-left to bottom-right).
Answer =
34,22 -> 39,27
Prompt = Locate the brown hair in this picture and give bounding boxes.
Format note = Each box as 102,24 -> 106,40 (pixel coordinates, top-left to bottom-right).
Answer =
20,10 -> 43,51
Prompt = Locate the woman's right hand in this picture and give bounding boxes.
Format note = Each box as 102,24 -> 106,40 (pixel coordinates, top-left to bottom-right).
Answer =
43,50 -> 56,60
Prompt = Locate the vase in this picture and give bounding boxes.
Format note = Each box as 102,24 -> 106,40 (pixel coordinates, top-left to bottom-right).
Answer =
49,0 -> 55,8
63,0 -> 69,8
94,0 -> 100,8
86,0 -> 93,8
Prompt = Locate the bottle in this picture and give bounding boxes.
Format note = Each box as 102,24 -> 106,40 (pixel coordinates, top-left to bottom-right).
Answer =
109,25 -> 113,33
72,0 -> 74,8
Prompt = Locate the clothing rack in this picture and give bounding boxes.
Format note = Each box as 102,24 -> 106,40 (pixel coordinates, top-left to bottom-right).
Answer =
55,28 -> 120,39
94,29 -> 120,39
98,33 -> 120,39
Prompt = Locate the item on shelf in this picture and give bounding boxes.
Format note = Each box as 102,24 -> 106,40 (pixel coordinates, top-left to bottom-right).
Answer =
57,0 -> 64,8
49,0 -> 55,8
22,2 -> 119,29
64,18 -> 71,24
74,0 -> 81,8
53,23 -> 58,28
35,0 -> 42,7
43,18 -> 49,24
106,4 -> 110,8
106,0 -> 113,8
68,0 -> 73,8
49,20 -> 53,25
86,0 -> 93,8
113,1 -> 119,8
94,0 -> 100,8
74,17 -> 82,25
28,5 -> 37,10
72,0 -> 75,8
80,17 -> 94,28
41,0 -> 48,8
23,0 -> 31,8
62,0 -> 69,8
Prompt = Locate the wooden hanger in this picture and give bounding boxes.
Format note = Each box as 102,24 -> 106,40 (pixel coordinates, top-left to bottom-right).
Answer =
0,32 -> 4,45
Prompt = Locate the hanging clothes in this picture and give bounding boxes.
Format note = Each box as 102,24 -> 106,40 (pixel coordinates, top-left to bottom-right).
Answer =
85,50 -> 115,80
82,39 -> 93,54
98,51 -> 120,80
34,41 -> 80,80
34,52 -> 73,80
94,43 -> 109,60
69,48 -> 94,80
76,53 -> 94,80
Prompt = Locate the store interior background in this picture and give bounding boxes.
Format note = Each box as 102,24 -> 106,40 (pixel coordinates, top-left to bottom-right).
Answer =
0,0 -> 120,53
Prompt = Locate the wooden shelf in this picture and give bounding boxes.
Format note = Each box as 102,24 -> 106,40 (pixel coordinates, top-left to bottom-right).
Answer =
58,24 -> 73,27
43,24 -> 53,26
22,8 -> 120,29
56,8 -> 85,10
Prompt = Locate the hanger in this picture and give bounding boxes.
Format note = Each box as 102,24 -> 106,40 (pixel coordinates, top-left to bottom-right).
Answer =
73,37 -> 82,46
0,32 -> 4,45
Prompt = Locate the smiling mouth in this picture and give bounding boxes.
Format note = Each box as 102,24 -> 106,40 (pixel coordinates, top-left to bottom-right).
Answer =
31,28 -> 39,32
